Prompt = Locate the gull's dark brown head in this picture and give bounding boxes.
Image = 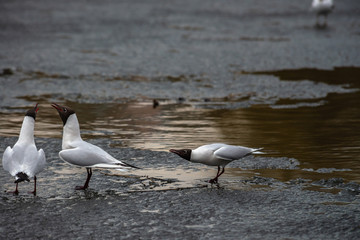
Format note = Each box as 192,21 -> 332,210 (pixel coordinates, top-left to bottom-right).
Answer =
25,103 -> 39,120
169,149 -> 192,161
51,103 -> 76,126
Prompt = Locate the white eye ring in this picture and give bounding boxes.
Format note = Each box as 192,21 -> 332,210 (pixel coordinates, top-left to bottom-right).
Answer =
64,108 -> 67,112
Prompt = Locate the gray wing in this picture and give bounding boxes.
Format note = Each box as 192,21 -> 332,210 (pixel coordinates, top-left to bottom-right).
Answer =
2,146 -> 16,175
214,145 -> 256,161
17,145 -> 45,178
27,148 -> 46,176
195,143 -> 227,152
59,146 -> 128,169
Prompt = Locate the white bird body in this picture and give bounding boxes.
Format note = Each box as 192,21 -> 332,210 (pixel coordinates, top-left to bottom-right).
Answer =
311,0 -> 334,15
59,114 -> 129,170
2,105 -> 46,195
52,103 -> 138,190
190,143 -> 261,167
3,140 -> 46,179
170,143 -> 263,183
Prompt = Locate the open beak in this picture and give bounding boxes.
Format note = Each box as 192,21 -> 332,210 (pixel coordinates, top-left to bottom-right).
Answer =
51,103 -> 62,112
34,103 -> 39,113
169,149 -> 180,154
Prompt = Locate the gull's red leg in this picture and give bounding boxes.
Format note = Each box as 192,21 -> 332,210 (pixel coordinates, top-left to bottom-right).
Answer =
209,166 -> 221,184
29,176 -> 37,196
13,183 -> 19,195
76,168 -> 92,190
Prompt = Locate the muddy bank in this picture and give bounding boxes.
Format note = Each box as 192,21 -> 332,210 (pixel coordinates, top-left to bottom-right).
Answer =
1,137 -> 360,239
2,187 -> 360,240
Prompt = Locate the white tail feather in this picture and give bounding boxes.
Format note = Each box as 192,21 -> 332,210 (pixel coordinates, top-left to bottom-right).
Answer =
252,148 -> 265,154
91,163 -> 130,170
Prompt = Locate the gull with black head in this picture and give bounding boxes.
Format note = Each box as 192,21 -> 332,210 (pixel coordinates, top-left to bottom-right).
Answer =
2,104 -> 46,195
170,143 -> 263,184
51,103 -> 139,190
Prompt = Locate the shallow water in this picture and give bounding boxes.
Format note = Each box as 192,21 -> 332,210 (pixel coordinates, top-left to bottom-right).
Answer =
1,67 -> 359,184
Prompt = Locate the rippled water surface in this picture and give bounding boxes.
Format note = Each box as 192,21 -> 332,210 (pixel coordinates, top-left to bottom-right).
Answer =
1,67 -> 359,183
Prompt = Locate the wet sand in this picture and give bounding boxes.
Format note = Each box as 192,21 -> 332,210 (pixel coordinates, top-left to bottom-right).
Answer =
1,0 -> 360,239
1,137 -> 360,239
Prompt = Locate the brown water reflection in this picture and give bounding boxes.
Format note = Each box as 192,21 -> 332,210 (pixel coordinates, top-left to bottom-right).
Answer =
1,92 -> 359,183
240,67 -> 360,87
1,67 -> 359,184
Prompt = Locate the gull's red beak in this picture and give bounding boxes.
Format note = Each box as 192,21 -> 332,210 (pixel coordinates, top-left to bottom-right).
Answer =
34,103 -> 39,113
51,103 -> 62,112
169,149 -> 181,155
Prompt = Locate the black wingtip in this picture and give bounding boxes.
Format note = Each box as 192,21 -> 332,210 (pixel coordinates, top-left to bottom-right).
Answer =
123,162 -> 141,169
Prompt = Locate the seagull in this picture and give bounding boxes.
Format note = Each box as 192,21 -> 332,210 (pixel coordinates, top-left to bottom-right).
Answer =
51,103 -> 139,190
170,143 -> 263,183
311,0 -> 334,27
2,104 -> 46,195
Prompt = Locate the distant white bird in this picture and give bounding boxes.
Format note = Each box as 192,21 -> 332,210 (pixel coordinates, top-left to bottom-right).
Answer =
51,103 -> 139,190
311,0 -> 334,27
2,104 -> 46,195
170,143 -> 263,183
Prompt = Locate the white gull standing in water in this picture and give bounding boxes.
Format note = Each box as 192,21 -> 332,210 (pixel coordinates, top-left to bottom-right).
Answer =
2,104 -> 46,195
170,143 -> 263,183
51,103 -> 139,190
311,0 -> 334,27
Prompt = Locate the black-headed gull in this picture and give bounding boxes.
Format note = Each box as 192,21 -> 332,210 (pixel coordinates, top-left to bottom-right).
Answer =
51,103 -> 139,190
2,104 -> 46,195
311,0 -> 334,27
170,143 -> 263,183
